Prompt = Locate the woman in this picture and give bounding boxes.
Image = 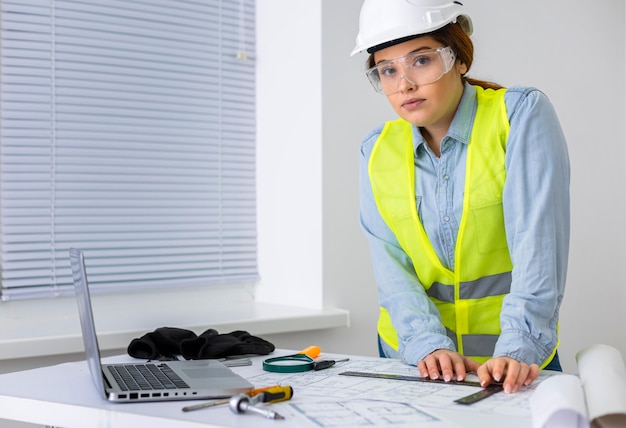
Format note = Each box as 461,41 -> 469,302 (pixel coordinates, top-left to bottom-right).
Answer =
353,0 -> 569,394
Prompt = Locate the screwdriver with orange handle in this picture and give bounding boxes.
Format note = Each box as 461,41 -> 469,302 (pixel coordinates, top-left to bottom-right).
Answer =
250,384 -> 294,404
298,345 -> 349,371
298,345 -> 321,358
181,385 -> 293,412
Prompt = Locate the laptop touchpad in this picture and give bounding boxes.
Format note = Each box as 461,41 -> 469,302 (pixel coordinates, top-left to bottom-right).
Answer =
182,368 -> 228,378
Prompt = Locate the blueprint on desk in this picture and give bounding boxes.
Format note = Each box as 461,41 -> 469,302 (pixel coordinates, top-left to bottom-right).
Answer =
237,355 -> 551,428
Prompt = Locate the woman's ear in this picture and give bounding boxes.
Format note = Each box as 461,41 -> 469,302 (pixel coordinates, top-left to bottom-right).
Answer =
457,61 -> 468,75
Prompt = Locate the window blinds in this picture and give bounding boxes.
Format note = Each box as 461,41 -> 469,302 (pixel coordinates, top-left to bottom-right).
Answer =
0,0 -> 258,301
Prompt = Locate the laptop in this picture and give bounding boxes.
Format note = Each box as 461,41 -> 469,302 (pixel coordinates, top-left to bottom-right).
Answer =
69,248 -> 254,402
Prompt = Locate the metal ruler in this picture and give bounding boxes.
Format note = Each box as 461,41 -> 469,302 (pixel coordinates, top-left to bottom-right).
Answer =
338,371 -> 503,405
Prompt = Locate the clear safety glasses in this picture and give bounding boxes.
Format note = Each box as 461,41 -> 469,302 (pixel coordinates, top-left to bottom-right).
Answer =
365,46 -> 456,95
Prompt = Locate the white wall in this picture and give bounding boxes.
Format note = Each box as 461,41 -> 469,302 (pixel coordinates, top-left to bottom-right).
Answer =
255,1 -> 324,309
263,0 -> 626,375
257,0 -> 382,359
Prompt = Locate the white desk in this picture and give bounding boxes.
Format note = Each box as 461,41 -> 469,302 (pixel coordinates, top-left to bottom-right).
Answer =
0,350 -> 541,428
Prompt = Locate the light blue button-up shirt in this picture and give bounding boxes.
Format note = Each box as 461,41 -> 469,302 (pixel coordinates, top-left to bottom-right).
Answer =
359,83 -> 570,367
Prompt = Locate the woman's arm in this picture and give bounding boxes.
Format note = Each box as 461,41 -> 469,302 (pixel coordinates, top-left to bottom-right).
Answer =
496,87 -> 571,365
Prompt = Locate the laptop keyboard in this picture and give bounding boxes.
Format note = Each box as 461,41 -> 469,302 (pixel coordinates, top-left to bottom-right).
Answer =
108,364 -> 190,391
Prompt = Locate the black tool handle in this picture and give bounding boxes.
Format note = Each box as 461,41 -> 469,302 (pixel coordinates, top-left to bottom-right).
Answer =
313,360 -> 336,371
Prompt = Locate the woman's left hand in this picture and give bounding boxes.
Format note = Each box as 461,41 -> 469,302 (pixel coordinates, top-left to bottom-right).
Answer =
477,357 -> 540,393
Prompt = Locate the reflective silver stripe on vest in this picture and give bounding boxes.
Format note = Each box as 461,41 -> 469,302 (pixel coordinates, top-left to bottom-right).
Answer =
460,272 -> 512,299
428,281 -> 455,303
461,334 -> 499,357
445,330 -> 497,357
426,271 -> 512,303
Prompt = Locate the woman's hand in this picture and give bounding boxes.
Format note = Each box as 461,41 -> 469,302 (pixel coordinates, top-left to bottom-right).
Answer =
418,349 -> 481,382
477,357 -> 540,393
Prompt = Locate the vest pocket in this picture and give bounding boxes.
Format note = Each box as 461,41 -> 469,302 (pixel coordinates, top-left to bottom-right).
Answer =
470,202 -> 508,253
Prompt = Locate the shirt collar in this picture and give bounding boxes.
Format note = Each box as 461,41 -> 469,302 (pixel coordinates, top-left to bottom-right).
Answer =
447,82 -> 476,145
413,82 -> 477,154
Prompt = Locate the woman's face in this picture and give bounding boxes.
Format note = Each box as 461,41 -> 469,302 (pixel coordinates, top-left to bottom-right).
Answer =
373,36 -> 467,131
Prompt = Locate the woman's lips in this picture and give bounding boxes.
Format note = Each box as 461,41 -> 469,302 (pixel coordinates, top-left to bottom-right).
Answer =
402,98 -> 424,110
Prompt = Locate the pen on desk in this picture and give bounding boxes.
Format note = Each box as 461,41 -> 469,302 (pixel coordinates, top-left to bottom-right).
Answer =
181,385 -> 293,412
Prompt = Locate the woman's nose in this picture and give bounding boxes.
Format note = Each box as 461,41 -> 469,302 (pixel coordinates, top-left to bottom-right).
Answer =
397,74 -> 417,92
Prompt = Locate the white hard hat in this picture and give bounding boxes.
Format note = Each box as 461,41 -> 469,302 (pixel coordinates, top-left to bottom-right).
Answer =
351,0 -> 473,56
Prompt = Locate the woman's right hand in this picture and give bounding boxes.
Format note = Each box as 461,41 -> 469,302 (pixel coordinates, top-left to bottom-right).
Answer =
417,349 -> 481,382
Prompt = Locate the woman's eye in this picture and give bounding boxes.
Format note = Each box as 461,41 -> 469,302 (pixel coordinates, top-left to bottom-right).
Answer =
412,55 -> 432,67
379,65 -> 397,77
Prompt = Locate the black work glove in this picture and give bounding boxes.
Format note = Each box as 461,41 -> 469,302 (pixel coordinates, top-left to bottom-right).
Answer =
127,327 -> 197,360
180,329 -> 275,359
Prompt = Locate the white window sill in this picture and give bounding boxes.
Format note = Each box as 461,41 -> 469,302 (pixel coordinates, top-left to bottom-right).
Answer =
0,285 -> 349,361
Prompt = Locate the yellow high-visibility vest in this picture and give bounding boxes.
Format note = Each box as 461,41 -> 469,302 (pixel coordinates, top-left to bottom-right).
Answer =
369,86 -> 514,363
